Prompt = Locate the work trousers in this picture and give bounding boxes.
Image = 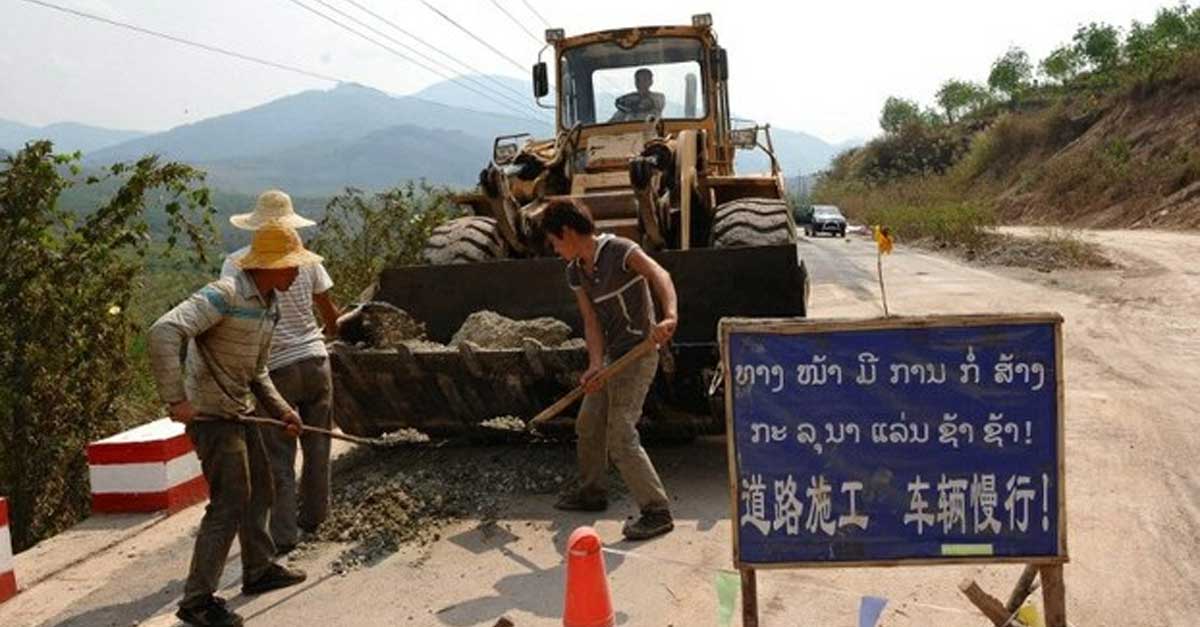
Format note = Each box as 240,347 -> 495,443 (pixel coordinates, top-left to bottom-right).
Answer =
575,350 -> 671,512
261,355 -> 333,548
181,420 -> 277,609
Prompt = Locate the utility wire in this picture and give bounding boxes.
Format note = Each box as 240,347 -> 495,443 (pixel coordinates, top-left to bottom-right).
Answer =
418,0 -> 527,72
340,0 -> 535,108
15,0 -> 541,125
306,0 -> 544,119
489,0 -> 543,46
285,0 -> 547,125
520,0 -> 551,28
17,0 -> 344,83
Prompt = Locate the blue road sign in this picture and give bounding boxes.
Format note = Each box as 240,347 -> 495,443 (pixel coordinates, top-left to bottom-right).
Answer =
722,315 -> 1066,567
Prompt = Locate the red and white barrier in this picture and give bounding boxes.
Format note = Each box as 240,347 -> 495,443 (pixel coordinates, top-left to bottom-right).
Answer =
87,418 -> 208,514
1,497 -> 16,603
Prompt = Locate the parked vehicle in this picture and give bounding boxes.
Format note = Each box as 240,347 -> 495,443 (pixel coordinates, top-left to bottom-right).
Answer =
805,204 -> 847,237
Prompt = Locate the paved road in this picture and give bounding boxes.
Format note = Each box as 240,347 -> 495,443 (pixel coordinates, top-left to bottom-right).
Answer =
3,229 -> 1199,626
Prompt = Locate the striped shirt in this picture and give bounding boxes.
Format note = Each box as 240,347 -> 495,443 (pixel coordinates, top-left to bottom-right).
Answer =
222,247 -> 333,372
566,234 -> 655,359
149,271 -> 291,419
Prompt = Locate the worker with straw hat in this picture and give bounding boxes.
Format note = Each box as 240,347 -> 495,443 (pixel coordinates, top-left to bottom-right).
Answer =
222,189 -> 340,555
149,223 -> 319,627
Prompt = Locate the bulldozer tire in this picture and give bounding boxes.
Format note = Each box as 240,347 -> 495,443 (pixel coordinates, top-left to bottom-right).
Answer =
710,198 -> 796,248
422,216 -> 509,264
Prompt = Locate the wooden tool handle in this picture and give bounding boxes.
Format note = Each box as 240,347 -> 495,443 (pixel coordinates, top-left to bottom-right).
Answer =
528,339 -> 657,427
237,415 -> 379,446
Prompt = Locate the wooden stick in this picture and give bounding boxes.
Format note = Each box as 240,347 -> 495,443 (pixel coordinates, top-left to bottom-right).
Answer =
1006,564 -> 1040,613
876,252 -> 890,317
527,339 -> 657,428
741,568 -> 759,627
235,415 -> 395,447
958,579 -> 1013,626
1039,564 -> 1067,627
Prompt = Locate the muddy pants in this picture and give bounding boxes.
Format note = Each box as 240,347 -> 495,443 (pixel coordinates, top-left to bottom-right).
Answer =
261,355 -> 333,548
181,420 -> 277,609
575,350 -> 671,512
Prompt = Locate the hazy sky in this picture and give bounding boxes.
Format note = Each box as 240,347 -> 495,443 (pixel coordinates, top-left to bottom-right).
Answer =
1,0 -> 1162,143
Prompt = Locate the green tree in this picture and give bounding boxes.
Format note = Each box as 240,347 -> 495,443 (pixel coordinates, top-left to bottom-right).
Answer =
935,79 -> 991,122
1073,22 -> 1122,78
879,96 -> 924,134
307,182 -> 460,304
1040,45 -> 1084,84
988,47 -> 1033,103
0,142 -> 215,550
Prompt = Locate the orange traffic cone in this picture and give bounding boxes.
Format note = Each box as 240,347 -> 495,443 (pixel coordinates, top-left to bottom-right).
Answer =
563,526 -> 615,627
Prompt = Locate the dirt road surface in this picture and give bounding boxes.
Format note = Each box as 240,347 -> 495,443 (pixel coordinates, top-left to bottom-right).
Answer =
2,228 -> 1197,626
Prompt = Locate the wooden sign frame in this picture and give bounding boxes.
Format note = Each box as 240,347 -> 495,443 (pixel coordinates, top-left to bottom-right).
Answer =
719,313 -> 1069,626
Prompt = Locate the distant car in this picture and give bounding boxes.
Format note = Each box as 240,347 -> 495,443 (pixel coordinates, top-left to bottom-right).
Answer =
805,205 -> 847,238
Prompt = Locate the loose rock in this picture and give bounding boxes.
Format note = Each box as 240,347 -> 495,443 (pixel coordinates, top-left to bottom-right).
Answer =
450,310 -> 573,349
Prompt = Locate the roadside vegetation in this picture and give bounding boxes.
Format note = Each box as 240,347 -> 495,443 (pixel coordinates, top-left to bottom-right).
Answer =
0,141 -> 460,552
814,4 -> 1200,261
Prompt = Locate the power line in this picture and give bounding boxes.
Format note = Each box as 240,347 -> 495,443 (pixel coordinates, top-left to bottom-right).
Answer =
418,0 -> 527,72
17,0 -> 344,83
306,0 -> 545,119
520,0 -> 551,28
489,0 -> 542,46
285,0 -> 547,125
16,0 -> 546,126
339,0 -> 535,108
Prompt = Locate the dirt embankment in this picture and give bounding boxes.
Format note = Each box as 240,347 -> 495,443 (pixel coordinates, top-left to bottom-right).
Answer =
988,69 -> 1200,230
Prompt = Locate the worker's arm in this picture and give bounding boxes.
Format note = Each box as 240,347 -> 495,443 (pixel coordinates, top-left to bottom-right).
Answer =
148,282 -> 227,423
574,287 -> 607,393
314,290 -> 340,339
250,361 -> 301,436
625,248 -> 678,345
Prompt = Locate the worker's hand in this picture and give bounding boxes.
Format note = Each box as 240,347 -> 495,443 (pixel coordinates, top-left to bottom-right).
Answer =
169,400 -> 197,424
581,364 -> 605,394
323,319 -> 340,340
651,316 -> 677,346
280,410 -> 302,438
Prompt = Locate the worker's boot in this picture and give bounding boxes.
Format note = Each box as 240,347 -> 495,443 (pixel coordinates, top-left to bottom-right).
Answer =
622,509 -> 674,541
242,563 -> 307,595
176,595 -> 243,627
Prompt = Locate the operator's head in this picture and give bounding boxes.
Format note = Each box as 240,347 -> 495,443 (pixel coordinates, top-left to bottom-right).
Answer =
634,68 -> 653,93
542,199 -> 595,261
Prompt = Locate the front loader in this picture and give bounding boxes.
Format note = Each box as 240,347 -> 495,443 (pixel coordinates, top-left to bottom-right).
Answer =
332,14 -> 808,439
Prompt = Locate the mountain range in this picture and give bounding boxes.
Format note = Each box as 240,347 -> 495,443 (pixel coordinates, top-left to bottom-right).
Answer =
2,77 -> 853,195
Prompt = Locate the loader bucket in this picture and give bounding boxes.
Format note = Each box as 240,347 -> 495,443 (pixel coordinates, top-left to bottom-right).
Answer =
330,244 -> 807,438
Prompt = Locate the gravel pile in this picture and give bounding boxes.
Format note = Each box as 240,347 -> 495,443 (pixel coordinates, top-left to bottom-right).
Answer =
315,443 -> 575,572
450,310 -> 574,349
337,302 -> 428,349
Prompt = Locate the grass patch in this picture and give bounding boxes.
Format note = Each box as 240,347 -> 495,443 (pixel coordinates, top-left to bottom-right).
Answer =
965,229 -> 1115,271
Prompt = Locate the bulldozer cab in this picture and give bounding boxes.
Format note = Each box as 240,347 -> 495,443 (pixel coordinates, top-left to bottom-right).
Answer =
533,18 -> 737,177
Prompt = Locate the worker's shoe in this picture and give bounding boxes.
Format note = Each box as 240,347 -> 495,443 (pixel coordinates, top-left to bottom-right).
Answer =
176,595 -> 243,626
242,563 -> 307,595
554,490 -> 608,512
622,509 -> 674,541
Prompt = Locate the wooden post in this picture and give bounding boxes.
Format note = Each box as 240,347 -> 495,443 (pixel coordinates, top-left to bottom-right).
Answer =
741,568 -> 759,627
958,578 -> 1012,626
1039,564 -> 1067,627
1006,564 -> 1040,613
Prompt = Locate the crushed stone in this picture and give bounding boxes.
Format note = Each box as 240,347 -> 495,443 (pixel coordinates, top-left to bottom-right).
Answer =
337,302 -> 428,349
450,310 -> 574,349
480,415 -> 527,432
314,444 -> 577,572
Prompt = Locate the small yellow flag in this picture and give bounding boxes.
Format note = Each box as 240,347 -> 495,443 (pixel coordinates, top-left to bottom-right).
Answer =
873,225 -> 893,255
1016,604 -> 1045,627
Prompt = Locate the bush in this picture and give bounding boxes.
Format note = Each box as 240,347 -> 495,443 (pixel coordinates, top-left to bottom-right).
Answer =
308,182 -> 461,305
0,142 -> 215,551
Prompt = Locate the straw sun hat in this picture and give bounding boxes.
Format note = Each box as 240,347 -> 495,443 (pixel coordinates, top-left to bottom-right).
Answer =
236,224 -> 323,270
230,189 -> 316,230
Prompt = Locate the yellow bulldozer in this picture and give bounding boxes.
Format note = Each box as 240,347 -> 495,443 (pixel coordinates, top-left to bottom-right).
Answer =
333,13 -> 809,438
